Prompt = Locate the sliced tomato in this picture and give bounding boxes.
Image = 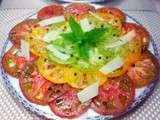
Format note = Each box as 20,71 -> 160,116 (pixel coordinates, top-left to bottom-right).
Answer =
25,26 -> 47,41
122,22 -> 150,49
9,19 -> 39,48
96,12 -> 122,29
65,3 -> 95,20
37,5 -> 64,20
2,47 -> 27,77
41,82 -> 72,103
91,75 -> 135,115
19,62 -> 50,105
122,37 -> 142,64
49,89 -> 91,118
37,55 -> 67,84
29,39 -> 47,56
25,26 -> 48,56
127,50 -> 159,88
96,7 -> 126,22
66,67 -> 107,89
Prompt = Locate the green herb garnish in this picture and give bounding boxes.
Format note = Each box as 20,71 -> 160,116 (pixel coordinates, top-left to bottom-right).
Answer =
61,16 -> 108,61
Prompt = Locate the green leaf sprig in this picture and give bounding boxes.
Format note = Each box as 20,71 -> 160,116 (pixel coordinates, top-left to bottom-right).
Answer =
60,16 -> 108,61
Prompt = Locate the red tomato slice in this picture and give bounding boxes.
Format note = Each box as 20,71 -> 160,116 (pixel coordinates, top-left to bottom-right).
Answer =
96,7 -> 126,22
49,89 -> 91,118
2,46 -> 38,77
42,82 -> 72,103
127,50 -> 159,88
9,19 -> 39,48
65,3 -> 95,20
91,75 -> 135,115
19,63 -> 49,105
122,22 -> 150,49
2,47 -> 27,77
37,5 -> 64,20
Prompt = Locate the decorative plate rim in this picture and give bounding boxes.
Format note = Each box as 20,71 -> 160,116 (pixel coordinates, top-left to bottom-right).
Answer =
0,13 -> 159,120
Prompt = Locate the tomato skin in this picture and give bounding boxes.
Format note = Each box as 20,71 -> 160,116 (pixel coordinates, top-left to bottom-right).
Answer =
65,3 -> 95,20
9,19 -> 39,48
49,89 -> 91,119
122,22 -> 150,49
127,50 -> 159,88
96,7 -> 126,22
37,5 -> 64,20
91,75 -> 135,115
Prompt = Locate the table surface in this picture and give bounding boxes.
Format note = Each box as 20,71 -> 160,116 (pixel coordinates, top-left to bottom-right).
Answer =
0,1 -> 160,120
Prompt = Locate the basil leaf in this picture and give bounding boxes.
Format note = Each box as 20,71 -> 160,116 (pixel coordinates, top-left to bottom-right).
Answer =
79,43 -> 89,61
85,28 -> 108,44
60,32 -> 76,42
69,16 -> 84,40
61,32 -> 82,44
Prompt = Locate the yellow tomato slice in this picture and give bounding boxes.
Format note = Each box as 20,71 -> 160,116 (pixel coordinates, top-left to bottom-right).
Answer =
123,38 -> 142,63
29,40 -> 47,56
38,55 -> 67,84
107,38 -> 142,78
65,67 -> 107,89
25,27 -> 47,41
96,12 -> 122,30
25,27 -> 48,56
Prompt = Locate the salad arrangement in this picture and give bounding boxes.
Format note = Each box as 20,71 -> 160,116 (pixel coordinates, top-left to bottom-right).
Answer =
2,3 -> 159,119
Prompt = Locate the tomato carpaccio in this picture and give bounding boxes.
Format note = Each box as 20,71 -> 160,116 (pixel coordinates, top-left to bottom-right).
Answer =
3,3 -> 159,119
91,75 -> 135,115
9,19 -> 39,48
37,5 -> 64,20
127,50 -> 159,88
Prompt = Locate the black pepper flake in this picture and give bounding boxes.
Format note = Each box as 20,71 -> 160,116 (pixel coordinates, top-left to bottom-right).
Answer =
44,58 -> 47,62
70,54 -> 73,57
48,87 -> 52,91
64,26 -> 67,29
55,89 -> 61,93
74,73 -> 77,76
46,28 -> 49,31
113,34 -> 116,37
108,11 -> 112,14
29,36 -> 33,40
115,20 -> 118,23
98,56 -> 102,59
101,25 -> 104,28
